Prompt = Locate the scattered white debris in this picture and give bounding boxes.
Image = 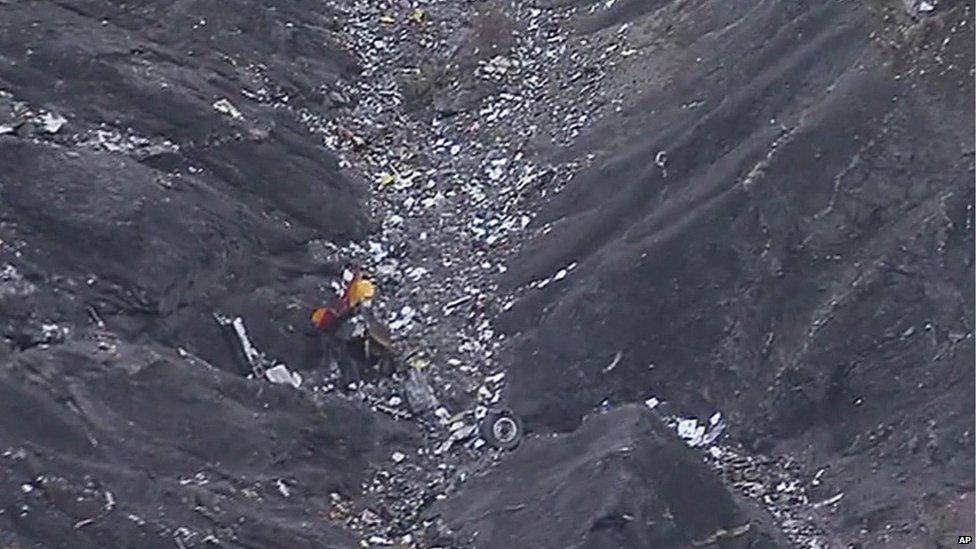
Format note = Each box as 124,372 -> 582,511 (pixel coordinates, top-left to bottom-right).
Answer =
0,264 -> 36,297
41,112 -> 67,133
603,351 -> 623,373
484,372 -> 505,385
283,0 -> 628,538
531,262 -> 578,289
212,98 -> 243,119
389,305 -> 417,332
41,323 -> 69,343
229,317 -> 262,368
812,468 -> 827,486
435,424 -> 477,455
675,412 -> 726,447
654,150 -> 668,177
812,492 -> 844,509
677,418 -> 706,446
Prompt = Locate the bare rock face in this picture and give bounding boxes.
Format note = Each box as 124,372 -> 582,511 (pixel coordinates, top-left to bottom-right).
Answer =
0,2 -> 396,547
0,0 -> 368,374
0,340 -> 418,548
498,0 -> 974,545
433,405 -> 787,548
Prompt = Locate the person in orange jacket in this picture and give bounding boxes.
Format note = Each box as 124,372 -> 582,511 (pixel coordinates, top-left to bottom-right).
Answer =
311,270 -> 375,331
310,269 -> 378,386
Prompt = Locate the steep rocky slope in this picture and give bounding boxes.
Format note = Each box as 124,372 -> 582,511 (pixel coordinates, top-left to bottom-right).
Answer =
497,0 -> 975,546
0,0 -> 972,547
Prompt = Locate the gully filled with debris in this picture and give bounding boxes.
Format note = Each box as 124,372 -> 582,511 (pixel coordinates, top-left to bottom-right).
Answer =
0,0 -> 972,547
225,0 -> 888,545
241,0 -> 627,543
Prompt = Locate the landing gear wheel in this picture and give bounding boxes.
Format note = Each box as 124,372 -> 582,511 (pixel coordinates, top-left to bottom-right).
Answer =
480,409 -> 523,450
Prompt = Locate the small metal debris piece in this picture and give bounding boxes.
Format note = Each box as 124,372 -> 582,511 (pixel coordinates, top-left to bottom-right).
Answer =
215,314 -> 284,380
677,418 -> 704,446
404,368 -> 437,413
212,98 -> 243,119
812,492 -> 844,509
654,150 -> 668,177
443,295 -> 474,315
436,424 -> 478,454
691,523 -> 751,547
265,364 -> 302,389
675,413 -> 725,447
276,479 -> 291,498
230,316 -> 263,371
40,112 -> 66,133
603,351 -> 622,373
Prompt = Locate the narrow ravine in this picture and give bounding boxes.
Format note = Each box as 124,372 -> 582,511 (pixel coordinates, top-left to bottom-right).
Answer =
289,0 -> 615,542
268,0 -> 840,545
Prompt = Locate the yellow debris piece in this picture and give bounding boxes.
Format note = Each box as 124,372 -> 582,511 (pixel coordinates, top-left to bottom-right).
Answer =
378,172 -> 396,187
311,308 -> 328,326
347,278 -> 376,306
408,353 -> 430,370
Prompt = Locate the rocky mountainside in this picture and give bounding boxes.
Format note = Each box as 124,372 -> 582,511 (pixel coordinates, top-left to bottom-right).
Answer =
0,0 -> 972,548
